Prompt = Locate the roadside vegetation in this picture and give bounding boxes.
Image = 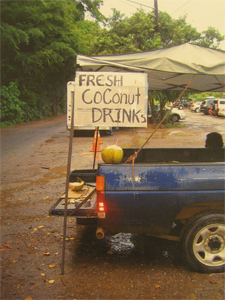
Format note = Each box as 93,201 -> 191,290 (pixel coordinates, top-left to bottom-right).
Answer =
1,0 -> 224,127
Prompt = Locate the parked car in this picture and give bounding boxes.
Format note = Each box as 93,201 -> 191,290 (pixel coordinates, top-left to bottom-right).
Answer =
182,99 -> 192,107
149,105 -> 186,122
188,101 -> 194,109
208,100 -> 218,116
216,99 -> 225,117
200,97 -> 215,114
190,101 -> 202,113
165,106 -> 186,122
174,100 -> 184,110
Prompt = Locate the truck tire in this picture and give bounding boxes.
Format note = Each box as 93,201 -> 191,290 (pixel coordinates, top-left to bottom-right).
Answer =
195,108 -> 200,113
182,213 -> 225,273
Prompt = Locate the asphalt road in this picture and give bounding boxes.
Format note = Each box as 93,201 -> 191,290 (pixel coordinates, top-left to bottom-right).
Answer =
1,115 -> 68,170
1,110 -> 225,300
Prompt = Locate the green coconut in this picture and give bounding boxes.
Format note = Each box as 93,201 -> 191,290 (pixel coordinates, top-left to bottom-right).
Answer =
69,177 -> 84,191
101,145 -> 124,164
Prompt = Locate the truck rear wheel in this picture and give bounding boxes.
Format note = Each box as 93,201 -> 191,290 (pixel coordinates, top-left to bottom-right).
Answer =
182,213 -> 225,273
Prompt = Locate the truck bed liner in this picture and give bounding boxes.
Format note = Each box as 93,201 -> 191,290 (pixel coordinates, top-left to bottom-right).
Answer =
122,148 -> 224,163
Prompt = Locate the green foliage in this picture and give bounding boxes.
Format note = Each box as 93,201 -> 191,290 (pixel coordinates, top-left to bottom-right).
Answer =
81,0 -> 104,21
1,0 -> 103,126
0,82 -> 25,127
189,92 -> 224,101
159,12 -> 201,47
92,9 -> 162,54
148,90 -> 182,123
91,9 -> 224,55
193,27 -> 224,49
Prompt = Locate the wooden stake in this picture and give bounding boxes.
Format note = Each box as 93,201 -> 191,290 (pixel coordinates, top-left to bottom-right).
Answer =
93,127 -> 99,169
61,87 -> 75,275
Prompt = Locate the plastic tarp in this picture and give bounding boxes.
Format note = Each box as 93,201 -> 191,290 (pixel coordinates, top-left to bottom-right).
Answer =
76,43 -> 225,92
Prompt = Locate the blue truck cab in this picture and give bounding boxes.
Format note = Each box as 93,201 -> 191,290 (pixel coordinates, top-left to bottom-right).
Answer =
50,147 -> 225,273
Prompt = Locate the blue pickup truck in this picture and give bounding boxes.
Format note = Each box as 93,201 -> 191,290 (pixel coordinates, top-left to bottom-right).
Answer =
50,147 -> 225,273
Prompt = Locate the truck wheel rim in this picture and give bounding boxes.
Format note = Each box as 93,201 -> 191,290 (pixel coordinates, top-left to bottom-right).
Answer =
193,224 -> 225,267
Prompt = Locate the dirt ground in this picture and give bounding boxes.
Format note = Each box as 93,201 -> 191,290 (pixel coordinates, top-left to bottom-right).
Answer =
1,109 -> 225,300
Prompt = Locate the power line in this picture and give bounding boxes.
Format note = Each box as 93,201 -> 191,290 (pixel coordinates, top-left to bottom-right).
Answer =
118,0 -> 193,16
124,0 -> 155,10
171,0 -> 192,15
120,0 -> 137,9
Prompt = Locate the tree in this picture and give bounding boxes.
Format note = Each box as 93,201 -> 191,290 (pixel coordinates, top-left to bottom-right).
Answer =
158,12 -> 201,47
92,9 -> 224,55
1,0 -> 103,123
193,27 -> 224,49
92,9 -> 161,54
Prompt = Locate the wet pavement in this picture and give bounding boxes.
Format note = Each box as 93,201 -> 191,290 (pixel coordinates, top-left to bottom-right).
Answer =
1,109 -> 225,299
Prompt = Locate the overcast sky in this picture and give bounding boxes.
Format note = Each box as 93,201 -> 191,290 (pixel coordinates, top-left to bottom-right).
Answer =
97,0 -> 225,50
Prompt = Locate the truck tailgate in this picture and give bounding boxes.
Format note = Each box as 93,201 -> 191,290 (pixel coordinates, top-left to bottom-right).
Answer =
49,185 -> 97,218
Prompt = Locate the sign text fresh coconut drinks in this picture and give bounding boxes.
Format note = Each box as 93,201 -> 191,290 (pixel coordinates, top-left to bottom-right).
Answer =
67,72 -> 148,129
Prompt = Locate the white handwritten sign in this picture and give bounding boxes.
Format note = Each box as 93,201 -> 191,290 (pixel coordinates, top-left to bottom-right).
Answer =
73,72 -> 148,127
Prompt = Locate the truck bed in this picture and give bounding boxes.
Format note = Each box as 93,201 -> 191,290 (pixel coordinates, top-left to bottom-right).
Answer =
122,147 -> 224,163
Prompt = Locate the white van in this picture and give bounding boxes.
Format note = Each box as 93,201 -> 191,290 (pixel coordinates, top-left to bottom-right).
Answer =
216,99 -> 225,117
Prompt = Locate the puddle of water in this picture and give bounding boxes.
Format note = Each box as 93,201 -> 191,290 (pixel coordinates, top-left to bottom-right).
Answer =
49,167 -> 67,174
168,131 -> 181,135
131,136 -> 146,147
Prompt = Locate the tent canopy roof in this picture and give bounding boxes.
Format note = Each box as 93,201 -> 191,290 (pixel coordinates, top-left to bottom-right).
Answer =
76,43 -> 225,92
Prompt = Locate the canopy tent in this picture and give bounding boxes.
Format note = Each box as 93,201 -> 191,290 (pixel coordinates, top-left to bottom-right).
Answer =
76,43 -> 225,92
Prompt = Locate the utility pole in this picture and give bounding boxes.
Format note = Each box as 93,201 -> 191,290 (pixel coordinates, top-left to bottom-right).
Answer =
154,0 -> 159,32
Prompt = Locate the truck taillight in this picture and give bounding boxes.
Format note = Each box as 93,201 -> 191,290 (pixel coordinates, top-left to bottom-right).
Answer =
98,202 -> 105,212
97,191 -> 106,218
96,175 -> 106,217
96,175 -> 105,191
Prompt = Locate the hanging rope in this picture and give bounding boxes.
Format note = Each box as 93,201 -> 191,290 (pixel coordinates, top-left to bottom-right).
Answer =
125,75 -> 196,181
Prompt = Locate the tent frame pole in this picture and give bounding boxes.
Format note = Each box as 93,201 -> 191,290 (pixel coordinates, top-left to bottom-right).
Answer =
214,76 -> 225,88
